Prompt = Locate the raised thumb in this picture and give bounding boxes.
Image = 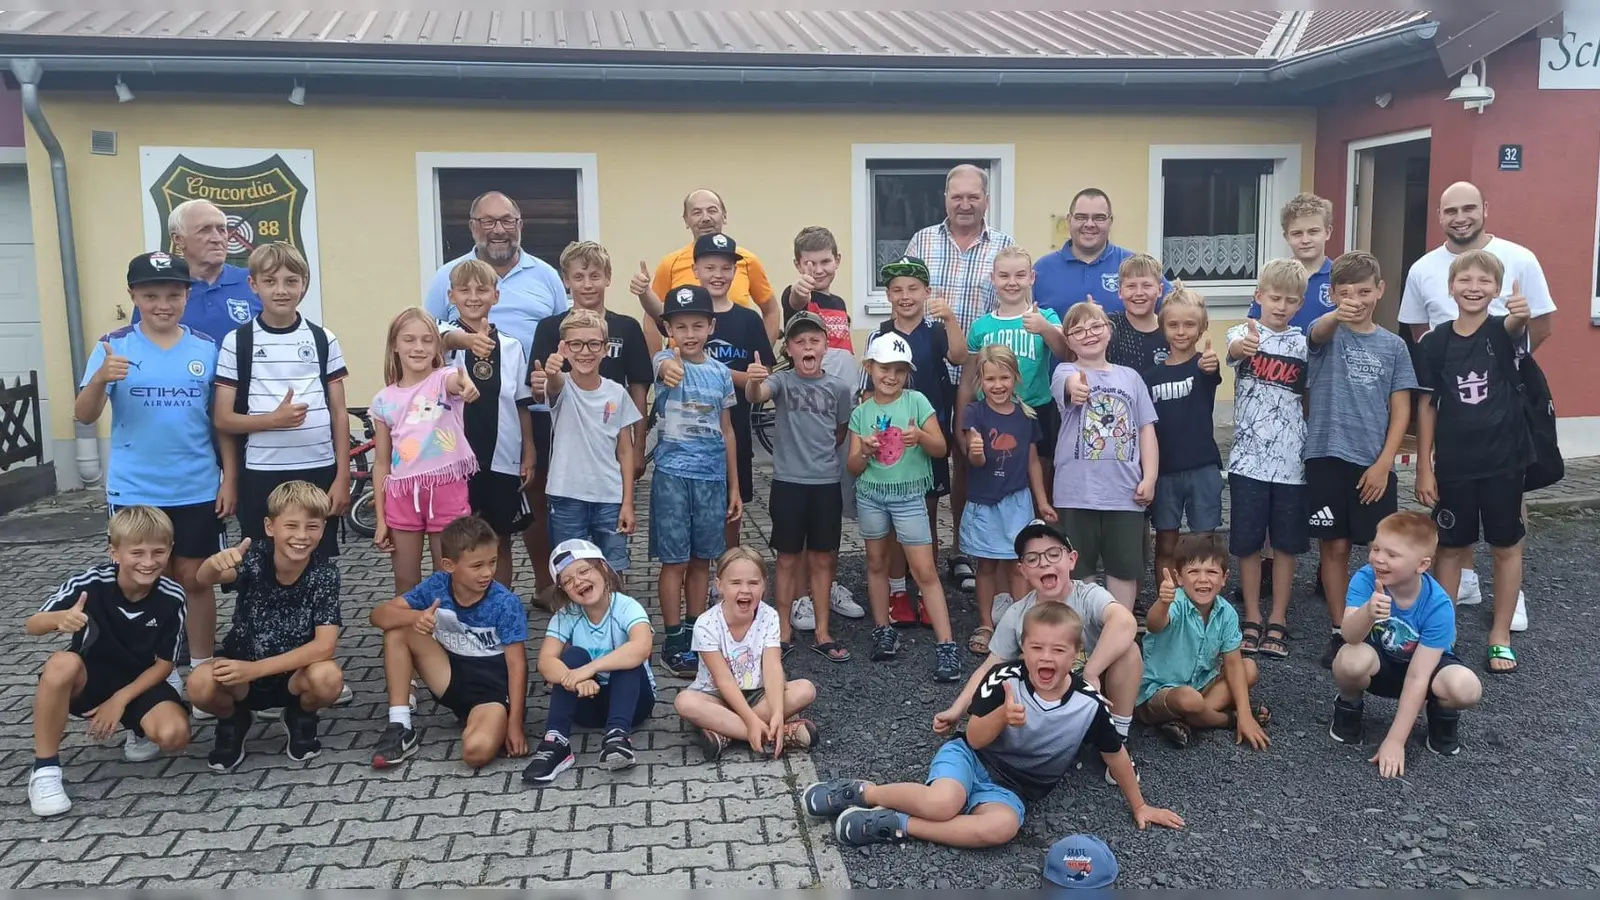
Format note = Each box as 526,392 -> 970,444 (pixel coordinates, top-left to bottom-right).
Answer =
428,598 -> 442,612
1203,337 -> 1213,351
639,260 -> 649,276
72,591 -> 88,610
1003,682 -> 1017,704
100,341 -> 114,357
280,388 -> 295,406
237,537 -> 253,554
1511,279 -> 1522,296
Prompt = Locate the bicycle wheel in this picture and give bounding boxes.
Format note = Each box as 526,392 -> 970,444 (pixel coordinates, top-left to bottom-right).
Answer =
751,400 -> 775,454
346,486 -> 378,539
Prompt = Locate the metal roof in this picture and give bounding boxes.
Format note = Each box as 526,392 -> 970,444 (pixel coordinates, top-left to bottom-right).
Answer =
0,9 -> 1427,63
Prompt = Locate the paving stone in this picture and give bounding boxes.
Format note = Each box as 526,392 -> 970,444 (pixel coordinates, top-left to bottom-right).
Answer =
314,861 -> 402,889
614,869 -> 694,888
254,820 -> 340,849
728,840 -> 810,868
398,856 -> 486,888
612,821 -> 689,851
0,862 -> 35,889
108,851 -> 204,882
2,835 -> 97,863
366,835 -> 449,865
653,843 -> 730,873
694,865 -> 775,888
481,852 -> 571,882
415,811 -> 497,839
171,826 -> 261,856
195,846 -> 290,877
337,815 -> 419,844
19,856 -> 119,887
228,803 -> 315,830
569,848 -> 651,878
226,867 -> 318,888
449,831 -> 530,859
83,832 -> 177,862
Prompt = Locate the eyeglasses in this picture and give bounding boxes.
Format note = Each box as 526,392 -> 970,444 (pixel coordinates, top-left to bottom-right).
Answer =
563,339 -> 607,353
1066,321 -> 1108,340
472,216 -> 522,230
1021,546 -> 1070,568
1071,213 -> 1111,225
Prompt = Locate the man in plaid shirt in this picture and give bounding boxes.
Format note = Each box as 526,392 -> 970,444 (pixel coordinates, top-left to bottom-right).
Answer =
902,164 -> 1017,593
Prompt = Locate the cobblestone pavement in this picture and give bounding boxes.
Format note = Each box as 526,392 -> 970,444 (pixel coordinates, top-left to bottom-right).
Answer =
0,473 -> 849,890
4,453 -> 1598,888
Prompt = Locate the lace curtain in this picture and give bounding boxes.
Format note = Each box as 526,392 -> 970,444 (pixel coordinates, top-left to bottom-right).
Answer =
1162,233 -> 1257,280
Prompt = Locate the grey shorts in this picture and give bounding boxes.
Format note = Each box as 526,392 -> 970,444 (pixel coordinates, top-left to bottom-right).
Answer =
1151,466 -> 1223,533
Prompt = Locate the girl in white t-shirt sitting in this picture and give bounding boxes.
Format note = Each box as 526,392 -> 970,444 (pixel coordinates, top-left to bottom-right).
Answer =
674,547 -> 818,761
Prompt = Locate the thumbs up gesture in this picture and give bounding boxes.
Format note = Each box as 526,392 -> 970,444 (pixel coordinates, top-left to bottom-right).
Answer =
792,271 -> 816,305
629,261 -> 651,299
95,341 -> 130,385
1022,303 -> 1049,335
414,598 -> 442,636
928,297 -> 956,324
531,352 -> 565,396
746,361 -> 770,387
270,388 -> 309,429
1198,337 -> 1219,374
966,428 -> 986,464
1003,682 -> 1027,728
1158,568 -> 1177,605
207,537 -> 253,575
1067,370 -> 1090,406
1368,582 -> 1391,620
1238,320 -> 1262,358
659,348 -> 686,389
1505,278 -> 1530,320
56,592 -> 90,633
452,364 -> 481,403
463,327 -> 496,360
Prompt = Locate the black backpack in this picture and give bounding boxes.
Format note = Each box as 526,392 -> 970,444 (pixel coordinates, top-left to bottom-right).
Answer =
1424,318 -> 1563,492
229,319 -> 332,415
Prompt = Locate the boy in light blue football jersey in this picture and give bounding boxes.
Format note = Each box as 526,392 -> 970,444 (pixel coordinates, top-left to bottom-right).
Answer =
74,251 -> 236,670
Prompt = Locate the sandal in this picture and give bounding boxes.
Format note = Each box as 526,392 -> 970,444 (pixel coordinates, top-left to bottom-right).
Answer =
1486,644 -> 1519,674
1158,720 -> 1193,749
810,641 -> 851,663
968,626 -> 994,656
949,556 -> 977,592
1239,621 -> 1263,656
1257,623 -> 1289,659
1228,704 -> 1272,729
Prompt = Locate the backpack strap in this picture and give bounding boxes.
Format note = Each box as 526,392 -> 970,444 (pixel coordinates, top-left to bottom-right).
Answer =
232,323 -> 254,415
307,320 -> 332,391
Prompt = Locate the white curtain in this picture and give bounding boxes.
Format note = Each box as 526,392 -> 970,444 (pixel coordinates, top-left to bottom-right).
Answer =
1162,233 -> 1257,279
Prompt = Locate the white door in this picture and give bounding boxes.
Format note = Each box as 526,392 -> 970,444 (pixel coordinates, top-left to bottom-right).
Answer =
0,166 -> 49,466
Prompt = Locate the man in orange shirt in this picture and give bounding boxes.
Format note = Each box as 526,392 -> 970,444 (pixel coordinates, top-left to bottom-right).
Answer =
634,189 -> 778,352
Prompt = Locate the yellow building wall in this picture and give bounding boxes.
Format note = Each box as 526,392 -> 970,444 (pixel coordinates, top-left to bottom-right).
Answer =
24,93 -> 1315,443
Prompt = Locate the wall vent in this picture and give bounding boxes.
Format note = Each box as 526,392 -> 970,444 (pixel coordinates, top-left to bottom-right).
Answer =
90,131 -> 117,156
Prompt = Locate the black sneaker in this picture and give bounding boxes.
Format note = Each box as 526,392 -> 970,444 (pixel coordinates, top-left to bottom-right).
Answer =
835,807 -> 909,847
1319,634 -> 1343,670
869,625 -> 901,662
522,737 -> 575,784
208,709 -> 252,772
371,722 -> 419,769
598,730 -> 637,770
665,650 -> 699,678
1329,696 -> 1364,745
802,778 -> 867,818
282,705 -> 322,762
933,641 -> 962,682
1426,700 -> 1461,756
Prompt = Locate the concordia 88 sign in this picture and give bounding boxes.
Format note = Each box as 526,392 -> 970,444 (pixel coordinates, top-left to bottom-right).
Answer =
148,153 -> 308,269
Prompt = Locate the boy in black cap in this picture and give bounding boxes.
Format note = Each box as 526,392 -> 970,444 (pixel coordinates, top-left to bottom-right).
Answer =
651,284 -> 741,676
74,251 -> 236,697
661,233 -> 776,553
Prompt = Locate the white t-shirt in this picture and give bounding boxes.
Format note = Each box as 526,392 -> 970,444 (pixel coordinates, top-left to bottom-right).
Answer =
1399,237 -> 1557,329
688,601 -> 781,695
1225,323 -> 1308,485
445,328 -> 533,478
216,317 -> 348,471
547,378 -> 644,504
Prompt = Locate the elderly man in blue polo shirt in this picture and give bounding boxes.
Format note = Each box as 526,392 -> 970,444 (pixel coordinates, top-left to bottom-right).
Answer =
424,190 -> 570,593
134,199 -> 260,344
1034,188 -> 1155,316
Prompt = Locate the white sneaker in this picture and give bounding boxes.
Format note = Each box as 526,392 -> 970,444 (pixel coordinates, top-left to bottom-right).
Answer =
991,592 -> 1016,625
1455,569 -> 1483,606
166,669 -> 186,694
1104,756 -> 1140,786
333,684 -> 355,707
28,767 -> 71,817
1510,591 -> 1529,632
191,706 -> 215,722
829,583 -> 866,619
791,597 -> 817,631
123,732 -> 161,763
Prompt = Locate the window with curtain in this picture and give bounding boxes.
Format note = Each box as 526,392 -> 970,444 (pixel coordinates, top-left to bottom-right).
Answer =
868,159 -> 992,287
1161,159 -> 1274,283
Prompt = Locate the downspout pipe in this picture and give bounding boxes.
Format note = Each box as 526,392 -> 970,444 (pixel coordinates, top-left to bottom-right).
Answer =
10,58 -> 100,487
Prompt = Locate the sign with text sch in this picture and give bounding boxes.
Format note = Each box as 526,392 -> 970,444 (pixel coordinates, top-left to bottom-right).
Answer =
1541,9 -> 1600,90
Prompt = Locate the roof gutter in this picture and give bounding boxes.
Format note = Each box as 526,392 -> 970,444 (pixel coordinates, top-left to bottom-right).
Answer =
9,58 -> 100,488
1267,20 -> 1440,85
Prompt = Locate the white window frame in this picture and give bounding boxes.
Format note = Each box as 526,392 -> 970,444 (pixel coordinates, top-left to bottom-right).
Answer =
414,152 -> 600,292
851,143 -> 1016,320
1343,127 -> 1432,252
1147,144 -> 1302,311
1592,149 -> 1600,325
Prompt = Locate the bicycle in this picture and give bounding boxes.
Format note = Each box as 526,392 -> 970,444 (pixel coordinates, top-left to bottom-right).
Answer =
344,406 -> 379,539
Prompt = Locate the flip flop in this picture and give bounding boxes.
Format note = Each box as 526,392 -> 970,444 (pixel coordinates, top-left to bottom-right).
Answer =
810,642 -> 851,663
1239,621 -> 1263,656
1486,644 -> 1519,674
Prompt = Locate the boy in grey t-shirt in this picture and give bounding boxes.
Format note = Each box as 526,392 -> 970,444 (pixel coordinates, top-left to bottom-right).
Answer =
934,520 -> 1142,750
745,313 -> 856,661
1304,252 -> 1417,668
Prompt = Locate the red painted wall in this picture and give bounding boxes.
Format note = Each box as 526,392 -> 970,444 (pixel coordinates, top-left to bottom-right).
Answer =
1316,38 -> 1600,417
0,87 -> 23,148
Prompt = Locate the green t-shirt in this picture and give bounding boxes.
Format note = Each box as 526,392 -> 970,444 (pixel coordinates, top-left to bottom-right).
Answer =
849,389 -> 937,500
966,308 -> 1061,408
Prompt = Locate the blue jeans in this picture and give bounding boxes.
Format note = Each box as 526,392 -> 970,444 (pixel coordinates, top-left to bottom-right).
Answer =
649,472 -> 727,564
547,496 -> 630,571
926,739 -> 1027,824
856,491 -> 933,546
545,646 -> 655,737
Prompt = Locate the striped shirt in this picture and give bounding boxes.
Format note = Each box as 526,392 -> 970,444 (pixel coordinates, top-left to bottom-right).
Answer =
217,317 -> 348,471
903,220 -> 1016,384
41,564 -> 187,674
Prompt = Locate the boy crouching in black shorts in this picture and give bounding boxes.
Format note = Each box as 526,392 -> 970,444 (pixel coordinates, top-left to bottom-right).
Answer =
371,516 -> 530,769
27,507 -> 191,817
189,482 -> 345,771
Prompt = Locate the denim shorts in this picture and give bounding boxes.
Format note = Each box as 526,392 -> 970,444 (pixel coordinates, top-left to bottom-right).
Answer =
959,489 -> 1035,560
926,739 -> 1026,824
1151,466 -> 1224,533
548,496 -> 630,572
649,472 -> 727,564
857,491 -> 933,546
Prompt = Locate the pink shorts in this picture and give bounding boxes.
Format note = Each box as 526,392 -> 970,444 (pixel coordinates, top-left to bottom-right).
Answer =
384,480 -> 471,534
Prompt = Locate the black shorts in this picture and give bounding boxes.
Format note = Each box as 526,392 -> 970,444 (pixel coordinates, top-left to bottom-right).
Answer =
434,654 -> 511,720
243,674 -> 299,712
531,411 -> 553,489
238,464 -> 342,558
1434,473 -> 1526,549
732,417 -> 755,504
1365,641 -> 1468,699
768,480 -> 844,555
1305,456 -> 1396,546
469,470 -> 535,536
928,415 -> 953,497
110,501 -> 223,560
69,660 -> 186,732
1227,473 -> 1309,557
1028,401 -> 1061,464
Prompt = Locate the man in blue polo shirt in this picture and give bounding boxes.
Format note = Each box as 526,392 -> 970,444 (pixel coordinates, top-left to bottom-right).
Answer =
1247,192 -> 1334,331
424,190 -> 571,595
133,199 -> 261,345
1034,189 -> 1162,316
